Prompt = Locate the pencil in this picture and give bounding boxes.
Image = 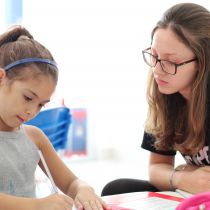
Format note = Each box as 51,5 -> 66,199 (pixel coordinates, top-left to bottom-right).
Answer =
38,150 -> 58,193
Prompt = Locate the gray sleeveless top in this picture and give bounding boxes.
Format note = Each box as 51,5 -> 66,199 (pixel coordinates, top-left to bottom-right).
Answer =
0,126 -> 40,197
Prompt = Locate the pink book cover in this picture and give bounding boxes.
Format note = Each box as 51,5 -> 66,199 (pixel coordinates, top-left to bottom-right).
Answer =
103,192 -> 184,210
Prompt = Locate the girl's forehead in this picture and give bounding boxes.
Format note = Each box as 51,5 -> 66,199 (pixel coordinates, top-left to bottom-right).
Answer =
22,76 -> 54,87
11,76 -> 56,98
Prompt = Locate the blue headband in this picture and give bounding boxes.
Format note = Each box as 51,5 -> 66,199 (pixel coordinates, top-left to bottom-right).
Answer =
4,58 -> 58,71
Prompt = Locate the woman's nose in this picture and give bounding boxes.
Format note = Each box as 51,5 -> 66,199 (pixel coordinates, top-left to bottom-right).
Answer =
153,61 -> 165,75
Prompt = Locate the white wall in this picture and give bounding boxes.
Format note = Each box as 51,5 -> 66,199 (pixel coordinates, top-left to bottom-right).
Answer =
5,0 -> 210,161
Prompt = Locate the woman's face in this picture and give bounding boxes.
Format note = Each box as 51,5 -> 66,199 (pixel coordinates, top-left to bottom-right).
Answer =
0,71 -> 56,131
151,27 -> 198,99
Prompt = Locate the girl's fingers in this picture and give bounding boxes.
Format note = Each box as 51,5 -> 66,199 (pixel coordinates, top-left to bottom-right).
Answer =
74,199 -> 83,210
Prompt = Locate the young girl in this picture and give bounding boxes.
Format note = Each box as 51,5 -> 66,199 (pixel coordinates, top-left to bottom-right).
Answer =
101,2 -> 210,196
0,25 -> 108,210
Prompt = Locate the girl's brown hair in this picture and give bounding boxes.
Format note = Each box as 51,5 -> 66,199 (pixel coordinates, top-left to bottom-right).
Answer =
0,25 -> 58,82
145,3 -> 210,154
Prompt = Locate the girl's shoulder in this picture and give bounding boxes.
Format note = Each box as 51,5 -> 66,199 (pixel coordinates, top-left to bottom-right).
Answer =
22,124 -> 51,150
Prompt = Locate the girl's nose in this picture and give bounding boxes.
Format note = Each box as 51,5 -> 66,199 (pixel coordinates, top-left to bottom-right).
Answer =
26,108 -> 37,118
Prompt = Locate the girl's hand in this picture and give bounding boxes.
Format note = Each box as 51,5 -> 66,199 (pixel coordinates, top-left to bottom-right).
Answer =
74,186 -> 110,210
36,193 -> 74,210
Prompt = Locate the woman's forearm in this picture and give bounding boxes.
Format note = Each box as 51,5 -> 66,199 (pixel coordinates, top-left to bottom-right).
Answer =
149,163 -> 175,191
149,163 -> 198,192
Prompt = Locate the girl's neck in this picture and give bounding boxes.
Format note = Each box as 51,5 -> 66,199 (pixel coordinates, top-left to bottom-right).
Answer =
0,121 -> 19,132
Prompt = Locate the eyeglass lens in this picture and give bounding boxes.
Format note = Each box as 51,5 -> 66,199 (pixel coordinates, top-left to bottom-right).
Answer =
143,52 -> 176,74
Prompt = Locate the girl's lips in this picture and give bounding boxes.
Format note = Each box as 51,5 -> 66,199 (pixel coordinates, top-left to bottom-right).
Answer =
17,115 -> 25,123
155,78 -> 168,86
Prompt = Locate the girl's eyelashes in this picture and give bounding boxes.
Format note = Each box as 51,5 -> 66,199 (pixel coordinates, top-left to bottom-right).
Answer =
24,95 -> 32,101
24,95 -> 47,108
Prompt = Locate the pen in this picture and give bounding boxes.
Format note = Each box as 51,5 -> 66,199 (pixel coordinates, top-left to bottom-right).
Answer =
38,150 -> 58,193
175,189 -> 192,198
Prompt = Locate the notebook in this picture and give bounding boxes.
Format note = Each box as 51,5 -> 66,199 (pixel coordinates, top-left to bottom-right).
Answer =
103,191 -> 184,210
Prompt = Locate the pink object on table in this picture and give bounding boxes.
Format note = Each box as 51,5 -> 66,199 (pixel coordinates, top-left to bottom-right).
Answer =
176,191 -> 210,210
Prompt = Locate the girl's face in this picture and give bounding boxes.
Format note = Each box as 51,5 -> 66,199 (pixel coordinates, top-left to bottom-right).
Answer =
0,71 -> 56,131
151,28 -> 198,99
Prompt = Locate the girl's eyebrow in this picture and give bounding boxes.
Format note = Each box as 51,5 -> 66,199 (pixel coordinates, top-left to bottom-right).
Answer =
26,89 -> 51,103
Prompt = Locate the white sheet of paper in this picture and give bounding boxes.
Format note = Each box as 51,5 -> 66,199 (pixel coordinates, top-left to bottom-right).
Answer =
72,205 -> 77,210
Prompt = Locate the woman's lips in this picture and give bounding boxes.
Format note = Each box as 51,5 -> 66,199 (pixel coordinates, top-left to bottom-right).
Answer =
155,78 -> 168,86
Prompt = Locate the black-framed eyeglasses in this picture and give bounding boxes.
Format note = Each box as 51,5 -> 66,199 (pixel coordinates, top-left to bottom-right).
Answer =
142,47 -> 197,75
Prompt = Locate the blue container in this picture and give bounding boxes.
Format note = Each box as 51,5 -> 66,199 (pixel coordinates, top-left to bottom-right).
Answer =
25,107 -> 71,150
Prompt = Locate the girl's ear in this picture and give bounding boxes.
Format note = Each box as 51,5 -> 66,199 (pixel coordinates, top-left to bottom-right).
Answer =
0,68 -> 6,82
0,68 -> 6,84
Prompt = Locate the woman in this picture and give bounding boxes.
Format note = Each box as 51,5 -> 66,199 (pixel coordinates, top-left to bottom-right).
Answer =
102,2 -> 210,196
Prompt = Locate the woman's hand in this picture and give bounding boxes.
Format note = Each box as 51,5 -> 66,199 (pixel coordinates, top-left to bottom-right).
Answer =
177,165 -> 210,194
74,186 -> 110,210
36,193 -> 74,210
